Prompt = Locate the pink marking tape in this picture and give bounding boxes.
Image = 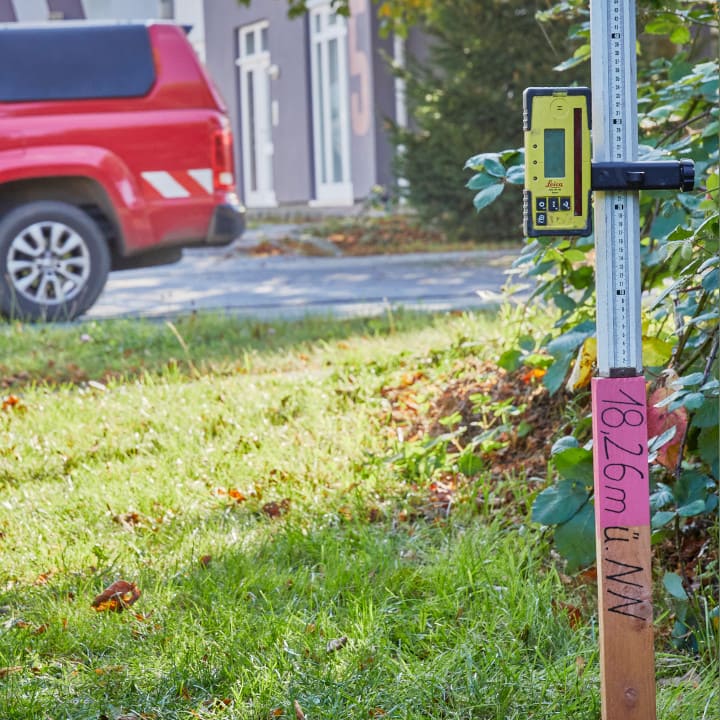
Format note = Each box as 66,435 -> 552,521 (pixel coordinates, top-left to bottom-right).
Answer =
592,376 -> 650,529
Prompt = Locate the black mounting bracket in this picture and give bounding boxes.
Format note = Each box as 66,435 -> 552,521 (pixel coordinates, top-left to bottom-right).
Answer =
591,159 -> 694,192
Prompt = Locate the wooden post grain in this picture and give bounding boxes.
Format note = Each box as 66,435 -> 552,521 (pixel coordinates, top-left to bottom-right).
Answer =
592,376 -> 656,720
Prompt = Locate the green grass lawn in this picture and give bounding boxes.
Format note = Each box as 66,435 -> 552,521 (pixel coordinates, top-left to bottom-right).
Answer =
0,311 -> 715,719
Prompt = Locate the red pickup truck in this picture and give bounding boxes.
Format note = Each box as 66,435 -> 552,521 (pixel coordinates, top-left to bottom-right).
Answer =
0,22 -> 245,321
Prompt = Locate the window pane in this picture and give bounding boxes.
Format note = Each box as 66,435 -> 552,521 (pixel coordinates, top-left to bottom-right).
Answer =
315,43 -> 326,184
328,38 -> 342,183
245,31 -> 255,55
261,27 -> 268,51
247,70 -> 257,192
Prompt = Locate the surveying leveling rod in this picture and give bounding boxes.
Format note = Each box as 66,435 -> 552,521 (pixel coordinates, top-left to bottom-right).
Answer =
590,1 -> 655,717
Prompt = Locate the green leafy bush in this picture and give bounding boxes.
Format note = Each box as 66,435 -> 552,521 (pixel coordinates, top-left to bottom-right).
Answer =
466,0 -> 718,649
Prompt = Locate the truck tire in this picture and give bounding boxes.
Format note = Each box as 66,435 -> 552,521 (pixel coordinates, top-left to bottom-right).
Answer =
0,201 -> 111,321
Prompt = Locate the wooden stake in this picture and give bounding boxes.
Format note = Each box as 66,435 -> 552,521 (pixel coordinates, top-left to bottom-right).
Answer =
592,376 -> 656,720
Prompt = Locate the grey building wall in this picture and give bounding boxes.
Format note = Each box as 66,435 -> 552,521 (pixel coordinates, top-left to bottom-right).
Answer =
346,0 -> 376,200
0,0 -> 16,21
370,10 -> 396,191
203,0 -> 313,206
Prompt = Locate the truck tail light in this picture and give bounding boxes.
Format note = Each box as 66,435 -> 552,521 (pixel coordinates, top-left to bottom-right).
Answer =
212,127 -> 235,191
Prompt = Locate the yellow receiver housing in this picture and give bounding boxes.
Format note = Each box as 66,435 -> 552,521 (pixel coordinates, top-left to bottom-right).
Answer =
523,87 -> 592,237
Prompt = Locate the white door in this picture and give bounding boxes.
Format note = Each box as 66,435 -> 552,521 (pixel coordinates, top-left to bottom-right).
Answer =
309,3 -> 353,206
237,22 -> 277,208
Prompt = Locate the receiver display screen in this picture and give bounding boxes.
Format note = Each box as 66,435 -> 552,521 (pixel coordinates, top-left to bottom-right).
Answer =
544,129 -> 565,178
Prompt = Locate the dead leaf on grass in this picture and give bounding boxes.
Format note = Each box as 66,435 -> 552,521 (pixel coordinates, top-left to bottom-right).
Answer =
263,499 -> 290,518
94,665 -> 126,675
92,580 -> 141,613
294,699 -> 306,720
0,666 -> 23,678
269,708 -> 284,718
214,488 -> 247,503
1,394 -> 24,411
552,600 -> 583,630
199,555 -> 212,568
326,636 -> 348,653
201,697 -> 232,712
112,511 -> 145,528
34,570 -> 56,585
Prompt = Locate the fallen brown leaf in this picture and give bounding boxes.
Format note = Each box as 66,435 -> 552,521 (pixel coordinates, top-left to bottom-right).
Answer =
92,580 -> 141,613
262,499 -> 290,518
0,666 -> 23,678
199,555 -> 212,568
326,636 -> 348,653
294,699 -> 306,720
552,600 -> 583,630
1,395 -> 24,411
34,570 -> 55,585
112,512 -> 144,528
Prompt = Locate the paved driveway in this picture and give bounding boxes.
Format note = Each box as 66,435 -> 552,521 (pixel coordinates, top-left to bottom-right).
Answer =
86,235 -> 520,320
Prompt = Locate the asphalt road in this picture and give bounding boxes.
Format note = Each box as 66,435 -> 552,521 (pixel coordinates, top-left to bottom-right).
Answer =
86,234 -> 520,321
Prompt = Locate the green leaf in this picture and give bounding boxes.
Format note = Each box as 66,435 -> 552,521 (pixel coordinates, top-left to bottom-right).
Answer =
554,294 -> 577,312
552,435 -> 579,455
546,322 -> 595,360
553,446 -> 594,483
669,25 -> 691,46
457,448 -> 484,477
652,510 -> 677,529
498,349 -> 522,372
650,483 -> 675,511
543,355 -> 572,395
697,426 -> 719,476
505,165 -> 525,185
554,502 -> 596,573
701,268 -> 718,292
681,392 -> 706,411
473,183 -> 505,211
677,499 -> 707,518
483,157 -> 506,178
643,336 -> 673,367
466,173 -> 497,190
644,15 -> 679,35
678,372 -> 705,386
663,572 -> 689,601
693,398 -> 719,429
532,480 -> 590,526
464,152 -> 499,171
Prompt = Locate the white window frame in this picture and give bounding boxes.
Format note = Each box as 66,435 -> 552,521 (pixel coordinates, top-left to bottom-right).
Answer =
236,21 -> 277,208
308,1 -> 354,206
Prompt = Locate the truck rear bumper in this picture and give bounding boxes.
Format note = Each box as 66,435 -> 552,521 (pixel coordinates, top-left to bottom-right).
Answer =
207,200 -> 246,246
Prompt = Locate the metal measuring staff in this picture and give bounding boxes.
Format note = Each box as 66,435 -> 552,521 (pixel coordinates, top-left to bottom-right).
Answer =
523,0 -> 694,717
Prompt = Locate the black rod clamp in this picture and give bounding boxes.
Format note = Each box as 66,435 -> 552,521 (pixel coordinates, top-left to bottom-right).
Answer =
591,159 -> 694,192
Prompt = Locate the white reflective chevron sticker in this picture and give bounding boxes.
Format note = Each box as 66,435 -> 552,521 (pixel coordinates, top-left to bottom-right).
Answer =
141,171 -> 191,199
187,169 -> 214,194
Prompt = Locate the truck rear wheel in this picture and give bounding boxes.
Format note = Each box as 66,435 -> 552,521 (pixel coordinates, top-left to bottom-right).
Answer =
0,201 -> 110,321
